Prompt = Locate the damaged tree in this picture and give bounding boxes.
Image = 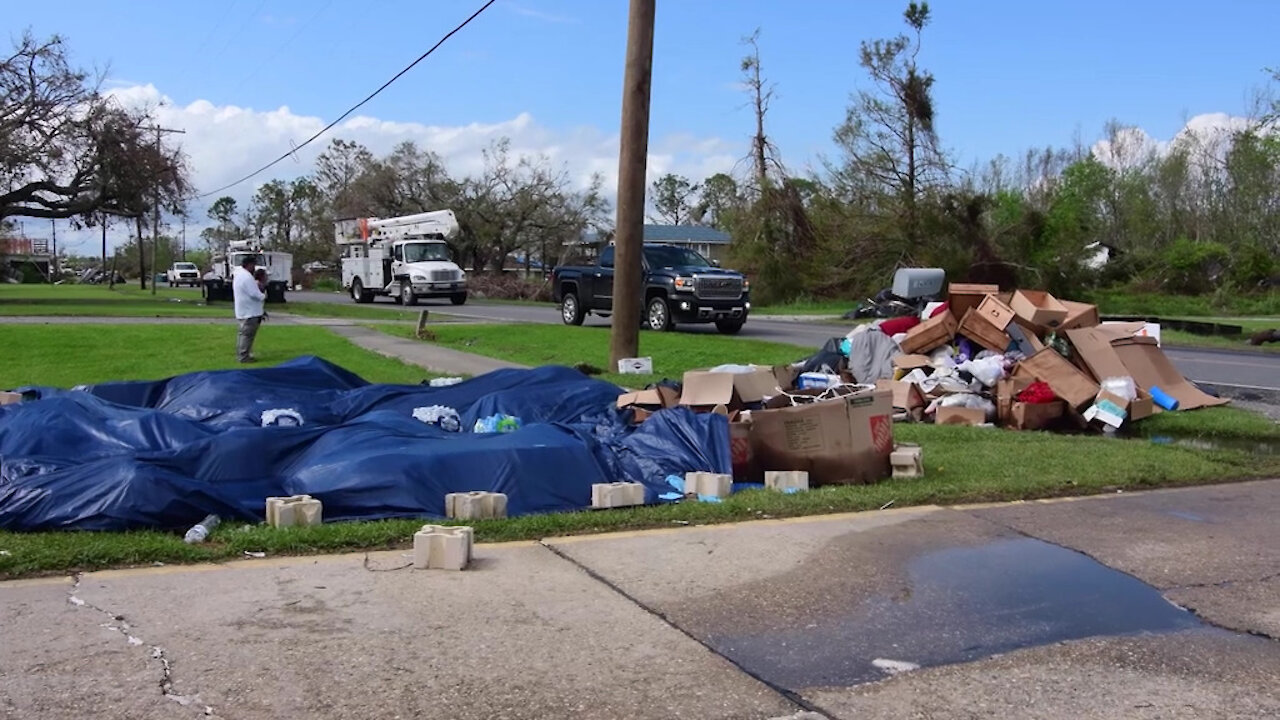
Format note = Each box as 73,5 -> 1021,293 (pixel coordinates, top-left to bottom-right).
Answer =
0,32 -> 189,223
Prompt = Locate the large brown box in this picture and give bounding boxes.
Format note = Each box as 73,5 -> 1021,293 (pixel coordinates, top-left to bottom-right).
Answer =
745,390 -> 894,485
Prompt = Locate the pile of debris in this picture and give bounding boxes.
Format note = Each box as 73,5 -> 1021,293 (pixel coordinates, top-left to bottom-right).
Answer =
810,284 -> 1228,431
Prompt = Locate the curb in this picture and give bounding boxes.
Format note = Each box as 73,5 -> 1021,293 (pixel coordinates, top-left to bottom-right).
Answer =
1198,382 -> 1280,405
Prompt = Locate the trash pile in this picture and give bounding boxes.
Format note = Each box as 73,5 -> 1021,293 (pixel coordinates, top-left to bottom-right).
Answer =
0,359 -> 733,532
797,284 -> 1228,431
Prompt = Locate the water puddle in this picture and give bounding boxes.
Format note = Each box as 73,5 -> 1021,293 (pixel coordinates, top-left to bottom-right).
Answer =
708,538 -> 1204,688
1150,435 -> 1280,455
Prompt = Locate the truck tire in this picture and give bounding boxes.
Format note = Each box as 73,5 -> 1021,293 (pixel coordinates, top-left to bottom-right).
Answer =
351,278 -> 372,304
401,282 -> 418,306
715,319 -> 745,335
451,292 -> 467,306
645,296 -> 674,332
560,291 -> 585,325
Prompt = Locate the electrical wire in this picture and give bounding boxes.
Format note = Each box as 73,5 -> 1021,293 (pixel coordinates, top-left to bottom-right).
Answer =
196,0 -> 498,199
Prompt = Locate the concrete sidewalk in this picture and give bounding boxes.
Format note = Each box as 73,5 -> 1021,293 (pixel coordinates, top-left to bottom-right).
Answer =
4,480 -> 1280,719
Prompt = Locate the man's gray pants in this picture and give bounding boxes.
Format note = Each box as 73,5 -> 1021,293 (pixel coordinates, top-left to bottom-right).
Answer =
237,316 -> 263,361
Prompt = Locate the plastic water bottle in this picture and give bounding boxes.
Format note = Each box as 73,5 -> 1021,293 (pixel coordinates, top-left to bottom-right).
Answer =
183,514 -> 220,544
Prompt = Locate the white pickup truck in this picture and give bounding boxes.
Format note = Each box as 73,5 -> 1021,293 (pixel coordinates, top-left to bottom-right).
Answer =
168,261 -> 201,287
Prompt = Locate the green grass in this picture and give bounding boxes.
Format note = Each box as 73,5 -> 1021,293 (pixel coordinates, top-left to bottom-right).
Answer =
0,324 -> 435,389
1161,329 -> 1280,353
1085,289 -> 1280,317
376,322 -> 812,387
2,422 -> 1275,578
1134,406 -> 1280,442
751,299 -> 856,316
0,283 -> 224,317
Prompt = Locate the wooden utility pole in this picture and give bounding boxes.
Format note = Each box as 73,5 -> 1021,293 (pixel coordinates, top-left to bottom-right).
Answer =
140,123 -> 186,294
49,219 -> 57,283
609,0 -> 656,367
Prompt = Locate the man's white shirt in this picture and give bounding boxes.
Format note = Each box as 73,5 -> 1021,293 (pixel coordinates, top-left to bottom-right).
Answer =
232,266 -> 266,320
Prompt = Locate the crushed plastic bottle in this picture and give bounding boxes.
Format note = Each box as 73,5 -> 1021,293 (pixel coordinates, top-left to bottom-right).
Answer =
412,405 -> 461,432
429,377 -> 464,387
183,514 -> 220,544
473,414 -> 522,434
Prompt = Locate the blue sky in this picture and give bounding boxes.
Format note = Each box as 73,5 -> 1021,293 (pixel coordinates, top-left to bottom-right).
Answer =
8,0 -> 1279,248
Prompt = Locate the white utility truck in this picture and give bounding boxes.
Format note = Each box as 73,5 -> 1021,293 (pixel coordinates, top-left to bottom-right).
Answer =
168,261 -> 201,287
208,240 -> 294,302
335,210 -> 467,305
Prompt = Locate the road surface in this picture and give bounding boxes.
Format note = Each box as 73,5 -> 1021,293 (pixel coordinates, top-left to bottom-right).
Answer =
289,290 -> 1280,391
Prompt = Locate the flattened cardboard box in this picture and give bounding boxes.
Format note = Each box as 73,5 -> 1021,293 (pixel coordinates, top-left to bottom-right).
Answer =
747,389 -> 893,486
936,407 -> 986,426
1110,336 -> 1228,411
1019,348 -> 1100,410
679,367 -> 781,408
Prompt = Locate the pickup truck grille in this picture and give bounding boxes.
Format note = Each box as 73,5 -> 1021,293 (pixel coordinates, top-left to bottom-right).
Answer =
429,270 -> 460,282
694,276 -> 743,300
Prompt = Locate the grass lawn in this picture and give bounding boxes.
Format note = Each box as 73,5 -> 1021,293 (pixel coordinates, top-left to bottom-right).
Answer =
376,322 -> 812,388
0,324 -> 435,389
2,422 -> 1276,578
752,299 -> 856,316
1085,289 -> 1280,317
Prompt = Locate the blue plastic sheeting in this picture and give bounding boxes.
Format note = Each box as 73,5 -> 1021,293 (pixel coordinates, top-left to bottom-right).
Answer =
0,357 -> 731,531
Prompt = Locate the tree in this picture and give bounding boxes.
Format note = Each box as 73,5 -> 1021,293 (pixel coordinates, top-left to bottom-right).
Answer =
648,173 -> 700,225
829,2 -> 945,246
740,28 -> 782,191
0,32 -> 188,223
695,173 -> 742,229
200,196 -> 245,253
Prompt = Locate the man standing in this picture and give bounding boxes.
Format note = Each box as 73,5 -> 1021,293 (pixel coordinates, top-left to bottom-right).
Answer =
232,256 -> 267,363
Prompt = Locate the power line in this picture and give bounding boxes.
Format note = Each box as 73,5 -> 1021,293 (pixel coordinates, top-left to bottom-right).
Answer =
196,0 -> 498,199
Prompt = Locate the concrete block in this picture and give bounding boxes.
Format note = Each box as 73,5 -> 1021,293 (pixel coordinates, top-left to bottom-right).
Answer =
891,444 -> 924,479
265,495 -> 323,527
444,491 -> 508,520
413,525 -> 474,570
591,482 -> 646,509
765,470 -> 809,492
684,472 -> 732,498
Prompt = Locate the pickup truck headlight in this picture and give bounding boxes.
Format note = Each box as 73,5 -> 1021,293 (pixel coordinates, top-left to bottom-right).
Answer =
411,274 -> 428,282
743,278 -> 750,291
674,276 -> 694,290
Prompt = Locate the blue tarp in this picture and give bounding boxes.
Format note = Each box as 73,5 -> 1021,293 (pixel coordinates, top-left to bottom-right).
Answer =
0,357 -> 731,531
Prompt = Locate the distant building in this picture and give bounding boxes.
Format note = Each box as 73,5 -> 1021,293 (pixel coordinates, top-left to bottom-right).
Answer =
573,224 -> 733,264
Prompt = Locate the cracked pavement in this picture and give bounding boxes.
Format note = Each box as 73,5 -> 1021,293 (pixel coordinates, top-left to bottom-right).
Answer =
3,480 -> 1280,719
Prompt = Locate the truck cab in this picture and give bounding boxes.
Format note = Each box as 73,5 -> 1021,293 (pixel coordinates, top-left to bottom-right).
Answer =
552,243 -> 751,334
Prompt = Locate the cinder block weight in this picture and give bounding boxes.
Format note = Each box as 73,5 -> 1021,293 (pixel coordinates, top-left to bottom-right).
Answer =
413,525 -> 474,570
265,495 -> 324,528
890,445 -> 924,479
765,470 -> 809,492
591,482 -> 646,509
444,491 -> 508,520
684,472 -> 732,498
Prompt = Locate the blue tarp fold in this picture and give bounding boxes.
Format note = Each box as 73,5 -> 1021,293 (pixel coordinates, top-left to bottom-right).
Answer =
0,357 -> 730,531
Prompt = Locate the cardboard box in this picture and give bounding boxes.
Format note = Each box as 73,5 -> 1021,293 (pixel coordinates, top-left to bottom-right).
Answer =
996,376 -> 1034,423
679,367 -> 781,409
617,356 -> 653,374
1110,337 -> 1228,411
1083,390 -> 1129,429
893,354 -> 933,371
976,295 -> 1016,330
616,385 -> 680,410
1010,400 -> 1066,430
745,389 -> 893,485
1059,301 -> 1101,330
936,407 -> 986,426
729,419 -> 761,483
899,310 -> 958,354
958,308 -> 1012,353
947,283 -> 1000,321
1010,290 -> 1069,329
0,391 -> 21,406
1019,348 -> 1101,410
875,378 -> 926,416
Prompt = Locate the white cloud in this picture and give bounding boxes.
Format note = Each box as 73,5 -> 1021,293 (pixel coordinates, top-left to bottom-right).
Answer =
1091,112 -> 1272,171
66,84 -> 739,253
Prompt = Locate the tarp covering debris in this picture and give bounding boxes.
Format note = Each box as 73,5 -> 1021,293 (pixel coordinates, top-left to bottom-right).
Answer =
0,357 -> 731,531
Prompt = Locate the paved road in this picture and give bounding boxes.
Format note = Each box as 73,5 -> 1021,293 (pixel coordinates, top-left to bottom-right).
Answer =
290,290 -> 1280,390
5,481 -> 1280,719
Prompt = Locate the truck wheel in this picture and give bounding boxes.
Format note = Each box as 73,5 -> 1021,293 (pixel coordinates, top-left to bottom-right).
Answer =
401,283 -> 418,306
351,278 -> 371,304
560,291 -> 585,325
646,296 -> 673,332
715,319 -> 745,335
451,292 -> 468,306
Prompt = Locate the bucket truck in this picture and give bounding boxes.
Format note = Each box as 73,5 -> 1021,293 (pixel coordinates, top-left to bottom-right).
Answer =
336,210 -> 467,306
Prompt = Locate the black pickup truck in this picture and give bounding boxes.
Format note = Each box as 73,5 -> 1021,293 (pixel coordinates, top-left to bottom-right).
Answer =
551,244 -> 751,334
